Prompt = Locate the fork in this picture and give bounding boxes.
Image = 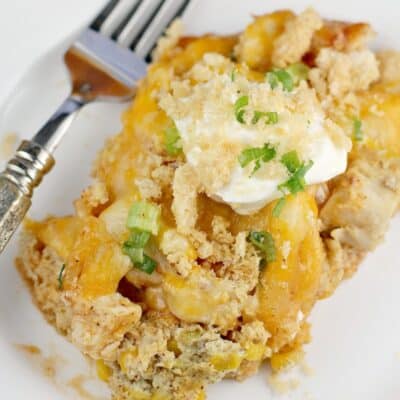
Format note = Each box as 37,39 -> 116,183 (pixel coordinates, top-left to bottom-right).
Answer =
0,0 -> 192,253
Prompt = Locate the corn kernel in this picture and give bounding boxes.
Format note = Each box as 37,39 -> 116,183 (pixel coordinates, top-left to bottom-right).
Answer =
165,273 -> 186,289
118,347 -> 138,373
210,353 -> 243,371
96,359 -> 112,382
195,390 -> 206,400
152,392 -> 171,400
245,343 -> 266,362
185,245 -> 197,261
127,389 -> 151,400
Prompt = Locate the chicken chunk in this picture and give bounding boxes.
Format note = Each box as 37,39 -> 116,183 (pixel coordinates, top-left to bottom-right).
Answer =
320,149 -> 400,251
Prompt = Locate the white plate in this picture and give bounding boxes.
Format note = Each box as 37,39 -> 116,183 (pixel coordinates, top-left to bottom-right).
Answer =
0,1 -> 400,399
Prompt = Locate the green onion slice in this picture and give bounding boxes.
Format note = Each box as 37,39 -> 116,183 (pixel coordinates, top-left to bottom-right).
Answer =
164,125 -> 182,156
248,231 -> 276,263
58,264 -> 66,290
353,118 -> 363,142
236,109 -> 246,124
234,95 -> 249,123
267,69 -> 293,91
238,143 -> 277,175
281,150 -> 302,174
279,160 -> 314,194
122,244 -> 144,264
126,230 -> 151,248
267,63 -> 309,91
122,229 -> 151,264
135,255 -> 157,274
127,201 -> 161,235
122,230 -> 157,273
252,111 -> 279,125
272,197 -> 286,217
286,62 -> 309,83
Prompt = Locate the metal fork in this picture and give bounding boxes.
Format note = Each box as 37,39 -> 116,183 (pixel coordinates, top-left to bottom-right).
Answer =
0,0 -> 192,253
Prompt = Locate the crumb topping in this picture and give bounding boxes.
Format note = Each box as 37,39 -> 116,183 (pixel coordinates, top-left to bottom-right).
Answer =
272,8 -> 323,67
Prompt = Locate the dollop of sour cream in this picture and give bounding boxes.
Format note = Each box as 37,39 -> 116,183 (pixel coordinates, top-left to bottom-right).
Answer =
159,54 -> 351,215
211,131 -> 348,214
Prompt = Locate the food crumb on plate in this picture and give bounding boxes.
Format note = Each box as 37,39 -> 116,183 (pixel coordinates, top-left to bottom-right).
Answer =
15,343 -> 64,379
15,343 -> 41,355
267,373 -> 300,394
299,358 -> 315,376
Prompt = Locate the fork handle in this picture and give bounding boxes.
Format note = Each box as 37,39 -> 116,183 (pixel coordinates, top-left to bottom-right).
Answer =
0,96 -> 84,253
0,141 -> 54,252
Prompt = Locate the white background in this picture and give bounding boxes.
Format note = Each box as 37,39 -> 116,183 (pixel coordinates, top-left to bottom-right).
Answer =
0,0 -> 103,98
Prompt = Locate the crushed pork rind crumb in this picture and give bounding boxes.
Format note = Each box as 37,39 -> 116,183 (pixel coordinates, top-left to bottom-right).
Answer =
309,48 -> 380,97
311,21 -> 375,53
152,19 -> 184,61
74,180 -> 109,217
160,229 -> 196,277
376,50 -> 400,84
172,163 -> 199,234
272,8 -> 323,67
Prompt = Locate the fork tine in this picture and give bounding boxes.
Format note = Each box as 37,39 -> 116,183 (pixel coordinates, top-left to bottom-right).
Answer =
116,0 -> 164,48
132,0 -> 192,59
90,0 -> 120,31
99,0 -> 141,37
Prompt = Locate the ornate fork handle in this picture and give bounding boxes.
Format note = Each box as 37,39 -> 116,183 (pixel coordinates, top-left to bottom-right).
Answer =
0,96 -> 84,252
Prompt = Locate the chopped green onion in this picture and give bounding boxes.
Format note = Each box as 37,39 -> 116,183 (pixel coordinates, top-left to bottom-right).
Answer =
238,143 -> 276,167
236,109 -> 246,124
251,111 -> 264,124
122,230 -> 156,273
127,201 -> 160,235
58,264 -> 66,290
280,151 -> 313,195
231,68 -> 237,82
281,150 -> 301,174
238,143 -> 277,175
272,197 -> 286,217
248,231 -> 276,263
126,230 -> 151,248
122,231 -> 148,263
280,175 -> 304,194
164,125 -> 182,156
267,69 -> 293,92
122,244 -> 144,264
267,63 -> 308,91
122,229 -> 151,264
234,95 -> 249,110
252,111 -> 279,125
286,62 -> 309,83
279,160 -> 314,194
266,112 -> 278,125
275,150 -> 313,216
135,255 -> 157,274
234,95 -> 249,123
353,118 -> 363,142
